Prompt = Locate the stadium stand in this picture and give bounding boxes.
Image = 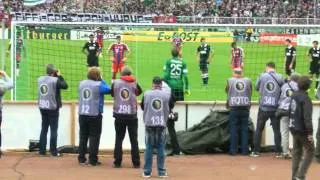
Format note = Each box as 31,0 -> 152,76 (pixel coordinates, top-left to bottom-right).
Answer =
1,0 -> 319,18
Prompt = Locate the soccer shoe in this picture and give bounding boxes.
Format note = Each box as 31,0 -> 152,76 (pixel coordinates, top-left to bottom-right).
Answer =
184,90 -> 191,96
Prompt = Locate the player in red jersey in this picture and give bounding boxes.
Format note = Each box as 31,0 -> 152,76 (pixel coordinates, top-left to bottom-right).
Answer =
230,42 -> 244,70
95,27 -> 105,56
108,35 -> 130,81
172,34 -> 183,57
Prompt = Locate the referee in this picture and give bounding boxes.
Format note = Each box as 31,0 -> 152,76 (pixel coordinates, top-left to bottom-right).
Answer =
197,37 -> 212,86
82,34 -> 100,67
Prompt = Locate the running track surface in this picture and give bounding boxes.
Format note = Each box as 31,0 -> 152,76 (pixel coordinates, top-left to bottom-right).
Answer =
0,153 -> 319,180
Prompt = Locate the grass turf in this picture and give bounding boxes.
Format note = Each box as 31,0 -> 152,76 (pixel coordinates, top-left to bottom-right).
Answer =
3,39 -> 313,101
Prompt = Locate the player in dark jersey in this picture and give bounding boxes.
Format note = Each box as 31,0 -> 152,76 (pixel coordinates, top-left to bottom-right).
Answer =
82,34 -> 100,67
7,32 -> 25,76
231,42 -> 244,71
308,40 -> 320,90
197,37 -> 213,86
284,39 -> 296,76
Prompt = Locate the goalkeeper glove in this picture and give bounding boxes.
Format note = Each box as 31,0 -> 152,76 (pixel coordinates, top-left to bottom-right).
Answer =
184,89 -> 191,96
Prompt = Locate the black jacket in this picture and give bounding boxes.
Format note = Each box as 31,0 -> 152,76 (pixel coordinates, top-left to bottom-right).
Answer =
290,90 -> 313,135
56,75 -> 68,108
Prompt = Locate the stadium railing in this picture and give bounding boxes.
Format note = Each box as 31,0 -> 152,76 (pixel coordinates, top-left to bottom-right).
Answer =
2,101 -> 319,150
10,12 -> 320,25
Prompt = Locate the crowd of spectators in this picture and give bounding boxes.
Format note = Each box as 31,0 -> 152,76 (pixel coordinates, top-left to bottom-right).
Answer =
0,0 -> 319,18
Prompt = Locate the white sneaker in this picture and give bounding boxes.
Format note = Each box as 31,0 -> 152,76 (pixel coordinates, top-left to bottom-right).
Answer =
159,172 -> 168,178
142,172 -> 151,178
250,152 -> 260,157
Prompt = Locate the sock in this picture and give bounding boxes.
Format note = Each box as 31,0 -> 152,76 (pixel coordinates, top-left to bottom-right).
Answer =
203,73 -> 209,85
316,80 -> 319,90
201,74 -> 205,84
202,78 -> 206,85
205,77 -> 209,85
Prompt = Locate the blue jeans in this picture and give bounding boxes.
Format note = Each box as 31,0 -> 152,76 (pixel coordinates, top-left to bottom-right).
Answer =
144,127 -> 166,176
39,109 -> 59,155
229,109 -> 249,154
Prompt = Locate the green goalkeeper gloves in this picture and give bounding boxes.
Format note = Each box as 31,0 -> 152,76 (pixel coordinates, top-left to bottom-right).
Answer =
184,89 -> 191,96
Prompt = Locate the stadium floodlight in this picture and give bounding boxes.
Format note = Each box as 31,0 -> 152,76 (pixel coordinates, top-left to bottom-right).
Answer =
9,21 -> 320,101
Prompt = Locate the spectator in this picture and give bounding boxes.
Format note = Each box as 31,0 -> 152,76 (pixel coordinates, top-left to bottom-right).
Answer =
3,0 -> 318,18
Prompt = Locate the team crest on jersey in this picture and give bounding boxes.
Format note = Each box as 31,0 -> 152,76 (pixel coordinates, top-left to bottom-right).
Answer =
285,88 -> 293,97
120,88 -> 130,101
151,98 -> 162,111
234,80 -> 246,92
265,80 -> 276,93
40,84 -> 49,95
82,88 -> 92,100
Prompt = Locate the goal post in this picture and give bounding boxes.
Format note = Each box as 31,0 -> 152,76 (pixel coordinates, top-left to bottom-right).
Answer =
9,21 -> 320,101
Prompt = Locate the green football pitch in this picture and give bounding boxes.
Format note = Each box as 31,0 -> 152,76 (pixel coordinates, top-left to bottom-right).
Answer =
2,40 -> 313,101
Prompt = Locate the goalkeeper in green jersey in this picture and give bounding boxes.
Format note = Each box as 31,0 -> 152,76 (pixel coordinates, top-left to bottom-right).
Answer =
163,48 -> 189,156
163,48 -> 190,101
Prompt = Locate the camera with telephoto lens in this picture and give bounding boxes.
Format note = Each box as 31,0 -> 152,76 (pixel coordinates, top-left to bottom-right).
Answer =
168,112 -> 179,121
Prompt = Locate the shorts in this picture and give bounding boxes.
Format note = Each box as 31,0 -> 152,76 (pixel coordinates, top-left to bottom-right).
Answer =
285,61 -> 296,76
199,60 -> 209,72
87,57 -> 99,67
97,41 -> 103,48
232,64 -> 243,70
16,54 -> 21,63
172,88 -> 184,101
309,61 -> 319,75
112,63 -> 125,73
